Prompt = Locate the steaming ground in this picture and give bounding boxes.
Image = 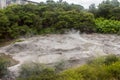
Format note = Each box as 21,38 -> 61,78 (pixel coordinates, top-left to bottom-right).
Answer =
0,32 -> 120,76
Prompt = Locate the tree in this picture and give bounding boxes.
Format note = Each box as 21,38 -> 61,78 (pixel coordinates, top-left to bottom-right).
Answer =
0,10 -> 10,40
0,0 -> 104,42
97,0 -> 120,19
110,7 -> 120,20
97,0 -> 114,18
111,0 -> 119,7
89,4 -> 97,17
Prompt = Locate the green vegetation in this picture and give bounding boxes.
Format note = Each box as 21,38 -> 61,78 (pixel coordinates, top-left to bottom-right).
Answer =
0,0 -> 94,42
0,0 -> 119,42
0,55 -> 9,78
17,62 -> 57,80
0,54 -> 120,80
89,0 -> 120,20
57,55 -> 120,80
95,18 -> 120,34
16,55 -> 120,80
0,53 -> 18,78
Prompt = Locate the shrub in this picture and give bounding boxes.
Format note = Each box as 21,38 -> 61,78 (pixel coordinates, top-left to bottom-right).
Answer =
57,69 -> 83,80
0,56 -> 9,78
87,54 -> 120,65
95,18 -> 120,34
18,62 -> 57,80
104,54 -> 120,65
58,55 -> 120,80
106,62 -> 120,80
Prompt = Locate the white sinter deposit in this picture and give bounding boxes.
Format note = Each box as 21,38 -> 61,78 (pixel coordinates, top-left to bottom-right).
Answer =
0,32 -> 120,76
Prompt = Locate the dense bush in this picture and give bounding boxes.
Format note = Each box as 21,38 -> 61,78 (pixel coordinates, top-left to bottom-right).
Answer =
17,62 -> 57,80
95,18 -> 120,34
0,56 -> 9,78
0,0 -> 120,42
0,1 -> 96,42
